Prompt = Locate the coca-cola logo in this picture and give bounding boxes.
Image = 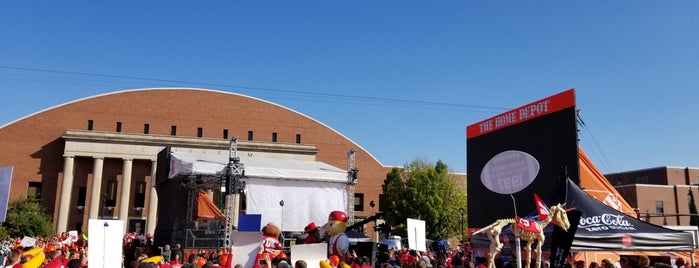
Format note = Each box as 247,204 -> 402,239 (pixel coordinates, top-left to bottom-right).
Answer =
578,213 -> 637,232
622,234 -> 633,246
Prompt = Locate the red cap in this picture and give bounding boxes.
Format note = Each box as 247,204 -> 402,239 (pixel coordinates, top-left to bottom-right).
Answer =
328,211 -> 348,222
304,222 -> 318,233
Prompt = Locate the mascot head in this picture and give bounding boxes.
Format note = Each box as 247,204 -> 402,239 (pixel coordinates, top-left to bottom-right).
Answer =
261,223 -> 281,238
326,210 -> 348,236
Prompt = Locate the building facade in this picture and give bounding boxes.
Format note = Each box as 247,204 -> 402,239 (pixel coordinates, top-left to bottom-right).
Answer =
0,88 -> 392,238
605,166 -> 699,226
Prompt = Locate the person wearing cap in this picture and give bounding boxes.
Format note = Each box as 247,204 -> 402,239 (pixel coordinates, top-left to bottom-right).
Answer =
421,255 -> 433,268
278,259 -> 290,268
303,222 -> 323,244
43,248 -> 64,268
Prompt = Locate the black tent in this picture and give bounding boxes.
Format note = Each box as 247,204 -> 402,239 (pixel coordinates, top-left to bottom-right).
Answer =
471,179 -> 694,252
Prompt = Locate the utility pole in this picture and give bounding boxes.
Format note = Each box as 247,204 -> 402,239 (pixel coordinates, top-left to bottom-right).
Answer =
347,149 -> 358,225
223,137 -> 245,249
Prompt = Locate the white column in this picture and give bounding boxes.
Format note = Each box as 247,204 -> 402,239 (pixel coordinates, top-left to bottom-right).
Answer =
146,160 -> 158,235
119,158 -> 133,231
56,155 -> 75,233
88,157 -> 104,220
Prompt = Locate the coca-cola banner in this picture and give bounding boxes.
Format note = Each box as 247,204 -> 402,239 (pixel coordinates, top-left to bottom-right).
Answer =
564,179 -> 693,251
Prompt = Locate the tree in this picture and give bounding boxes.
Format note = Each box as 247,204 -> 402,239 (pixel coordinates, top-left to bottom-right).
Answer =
0,196 -> 55,238
689,190 -> 699,227
381,159 -> 466,240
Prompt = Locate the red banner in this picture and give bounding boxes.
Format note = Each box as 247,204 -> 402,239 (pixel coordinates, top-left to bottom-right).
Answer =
466,89 -> 575,139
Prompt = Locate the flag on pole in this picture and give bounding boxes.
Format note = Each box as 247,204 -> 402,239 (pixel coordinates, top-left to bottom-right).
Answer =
534,193 -> 550,220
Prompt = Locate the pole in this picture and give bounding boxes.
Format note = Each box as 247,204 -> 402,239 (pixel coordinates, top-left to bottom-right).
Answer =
511,194 -> 522,268
280,200 -> 285,231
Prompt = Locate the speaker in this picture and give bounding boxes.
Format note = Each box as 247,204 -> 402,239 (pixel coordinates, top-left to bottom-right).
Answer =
350,242 -> 377,267
377,243 -> 389,265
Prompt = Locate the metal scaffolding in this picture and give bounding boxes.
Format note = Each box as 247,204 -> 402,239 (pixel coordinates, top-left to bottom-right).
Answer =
223,137 -> 245,249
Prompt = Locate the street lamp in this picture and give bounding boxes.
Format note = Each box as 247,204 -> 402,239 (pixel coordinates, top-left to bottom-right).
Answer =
280,200 -> 285,231
370,200 -> 377,242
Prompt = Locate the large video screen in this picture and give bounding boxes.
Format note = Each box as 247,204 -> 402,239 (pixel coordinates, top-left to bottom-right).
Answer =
466,89 -> 579,229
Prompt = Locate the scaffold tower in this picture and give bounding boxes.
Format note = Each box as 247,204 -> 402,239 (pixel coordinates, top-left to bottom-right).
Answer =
223,137 -> 245,249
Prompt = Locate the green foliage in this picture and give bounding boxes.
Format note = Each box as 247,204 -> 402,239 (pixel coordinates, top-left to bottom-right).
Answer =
689,190 -> 699,227
381,159 -> 467,240
0,196 -> 55,238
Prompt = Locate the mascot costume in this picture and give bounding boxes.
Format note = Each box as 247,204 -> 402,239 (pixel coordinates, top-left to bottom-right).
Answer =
261,223 -> 283,258
320,211 -> 351,268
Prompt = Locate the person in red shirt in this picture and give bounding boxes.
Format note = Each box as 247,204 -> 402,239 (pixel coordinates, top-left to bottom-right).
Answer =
169,254 -> 183,266
405,250 -> 418,266
303,222 -> 322,244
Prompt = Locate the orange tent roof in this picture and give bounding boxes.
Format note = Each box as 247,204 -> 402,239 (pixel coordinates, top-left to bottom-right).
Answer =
197,191 -> 225,220
578,148 -> 635,214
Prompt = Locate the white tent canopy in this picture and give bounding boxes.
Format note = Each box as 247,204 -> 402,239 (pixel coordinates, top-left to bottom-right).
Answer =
168,152 -> 348,182
166,151 -> 349,232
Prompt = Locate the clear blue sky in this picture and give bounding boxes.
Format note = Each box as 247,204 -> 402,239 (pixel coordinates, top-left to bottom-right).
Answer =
1,1 -> 698,174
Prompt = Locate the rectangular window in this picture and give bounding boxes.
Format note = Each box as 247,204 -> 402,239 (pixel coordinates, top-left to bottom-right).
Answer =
296,134 -> 301,144
248,131 -> 254,141
143,124 -> 150,134
27,182 -> 42,200
106,181 -> 118,207
272,132 -> 278,142
655,201 -> 664,214
87,120 -> 94,131
378,194 -> 386,213
223,129 -> 229,139
354,193 -> 365,212
171,126 -> 177,136
116,122 -> 122,132
77,187 -> 87,207
696,175 -> 699,184
134,182 -> 146,208
638,176 -> 649,184
197,127 -> 203,138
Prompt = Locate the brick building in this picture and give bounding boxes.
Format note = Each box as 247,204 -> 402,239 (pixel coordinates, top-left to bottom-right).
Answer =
0,88 -> 393,238
605,166 -> 699,226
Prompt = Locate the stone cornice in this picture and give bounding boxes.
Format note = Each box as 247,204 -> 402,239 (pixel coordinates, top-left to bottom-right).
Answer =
61,130 -> 318,159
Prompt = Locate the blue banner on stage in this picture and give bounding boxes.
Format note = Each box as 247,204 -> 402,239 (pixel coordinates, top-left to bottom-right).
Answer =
238,214 -> 262,232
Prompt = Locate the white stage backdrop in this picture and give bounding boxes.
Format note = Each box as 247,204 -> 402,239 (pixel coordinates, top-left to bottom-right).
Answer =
246,178 -> 347,232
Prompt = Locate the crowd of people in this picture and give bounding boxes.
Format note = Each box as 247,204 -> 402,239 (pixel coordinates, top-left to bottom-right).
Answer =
0,232 -> 88,267
378,243 -> 468,268
570,255 -> 697,268
1,231 -> 694,268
